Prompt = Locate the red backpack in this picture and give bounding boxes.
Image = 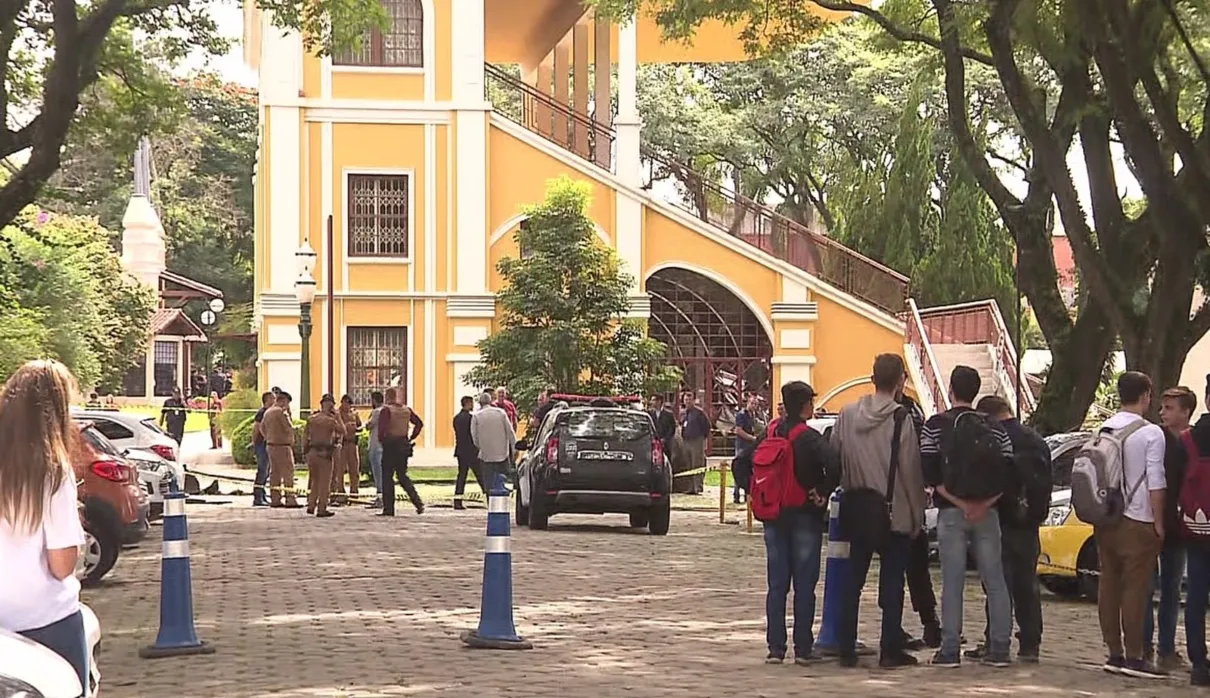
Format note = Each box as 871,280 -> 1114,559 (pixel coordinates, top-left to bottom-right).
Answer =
1180,431 -> 1210,539
749,418 -> 811,522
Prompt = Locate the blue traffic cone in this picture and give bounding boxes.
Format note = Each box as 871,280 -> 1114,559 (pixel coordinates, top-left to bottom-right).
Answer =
461,473 -> 533,650
139,490 -> 215,658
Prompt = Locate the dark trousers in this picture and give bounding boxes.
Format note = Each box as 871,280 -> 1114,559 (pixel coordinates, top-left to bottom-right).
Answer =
454,454 -> 486,503
1187,545 -> 1210,667
981,526 -> 1044,652
253,442 -> 270,502
381,438 -> 422,514
1144,540 -> 1187,657
21,610 -> 88,695
905,529 -> 939,628
843,532 -> 912,655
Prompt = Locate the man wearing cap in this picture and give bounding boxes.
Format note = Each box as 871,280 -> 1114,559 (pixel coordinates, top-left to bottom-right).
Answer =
304,394 -> 343,518
263,391 -> 302,508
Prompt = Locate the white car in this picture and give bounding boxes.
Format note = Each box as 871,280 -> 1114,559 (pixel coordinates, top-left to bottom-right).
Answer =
73,409 -> 188,496
0,605 -> 101,698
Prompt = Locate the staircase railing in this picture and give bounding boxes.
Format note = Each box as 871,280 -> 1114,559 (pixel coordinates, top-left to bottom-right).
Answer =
639,145 -> 909,314
905,298 -> 950,414
484,64 -> 615,171
915,299 -> 1036,415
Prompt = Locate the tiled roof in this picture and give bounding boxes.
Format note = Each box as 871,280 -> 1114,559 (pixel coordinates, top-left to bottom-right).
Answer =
150,308 -> 207,341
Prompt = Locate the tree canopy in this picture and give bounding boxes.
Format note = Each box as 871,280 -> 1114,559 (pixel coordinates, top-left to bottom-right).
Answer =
602,0 -> 1210,432
465,177 -> 681,414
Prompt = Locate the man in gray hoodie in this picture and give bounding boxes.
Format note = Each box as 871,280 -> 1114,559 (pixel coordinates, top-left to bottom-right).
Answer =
831,353 -> 928,668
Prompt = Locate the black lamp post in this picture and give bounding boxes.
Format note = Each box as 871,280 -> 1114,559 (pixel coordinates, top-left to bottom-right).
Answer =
295,241 -> 318,413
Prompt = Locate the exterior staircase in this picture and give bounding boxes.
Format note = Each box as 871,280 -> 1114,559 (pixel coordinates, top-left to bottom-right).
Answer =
904,299 -> 1035,417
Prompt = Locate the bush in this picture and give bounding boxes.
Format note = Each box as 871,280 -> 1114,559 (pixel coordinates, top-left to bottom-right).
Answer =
221,388 -> 261,437
230,414 -> 306,467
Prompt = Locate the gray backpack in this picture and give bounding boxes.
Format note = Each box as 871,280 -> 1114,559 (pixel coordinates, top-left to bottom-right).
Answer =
1070,420 -> 1149,526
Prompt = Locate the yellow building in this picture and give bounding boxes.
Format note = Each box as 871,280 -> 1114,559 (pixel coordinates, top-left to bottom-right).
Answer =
244,0 -> 951,452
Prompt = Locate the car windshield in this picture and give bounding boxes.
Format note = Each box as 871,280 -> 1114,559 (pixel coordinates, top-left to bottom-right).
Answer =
564,411 -> 651,441
81,426 -> 122,456
141,418 -> 166,435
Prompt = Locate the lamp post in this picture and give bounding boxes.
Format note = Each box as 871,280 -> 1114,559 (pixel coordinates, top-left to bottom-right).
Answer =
200,297 -> 224,421
295,242 -> 318,413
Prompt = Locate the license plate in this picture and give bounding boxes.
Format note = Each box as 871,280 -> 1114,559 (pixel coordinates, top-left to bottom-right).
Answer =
577,451 -> 633,461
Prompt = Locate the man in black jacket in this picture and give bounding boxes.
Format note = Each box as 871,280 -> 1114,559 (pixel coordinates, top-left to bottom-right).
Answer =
649,394 -> 677,453
452,395 -> 485,510
1183,380 -> 1210,687
1146,386 -> 1193,670
762,380 -> 839,665
966,396 -> 1051,663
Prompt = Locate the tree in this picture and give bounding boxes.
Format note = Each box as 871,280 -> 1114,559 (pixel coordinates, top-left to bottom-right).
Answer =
0,0 -> 383,237
601,0 -> 1210,432
636,22 -> 1017,327
464,177 -> 681,413
0,208 -> 156,387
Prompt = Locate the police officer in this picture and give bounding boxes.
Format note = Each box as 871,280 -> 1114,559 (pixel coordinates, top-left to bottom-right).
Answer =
305,394 -> 343,518
334,394 -> 362,504
262,391 -> 302,508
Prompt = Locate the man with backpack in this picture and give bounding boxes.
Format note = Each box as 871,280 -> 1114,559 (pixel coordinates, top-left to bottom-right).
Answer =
964,396 -> 1051,663
751,380 -> 838,666
831,354 -> 927,669
920,365 -> 1014,668
1070,371 -> 1167,678
1147,386 -> 1193,671
1180,377 -> 1210,687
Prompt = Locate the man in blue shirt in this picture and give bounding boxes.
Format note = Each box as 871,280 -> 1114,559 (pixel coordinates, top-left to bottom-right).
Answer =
733,394 -> 760,503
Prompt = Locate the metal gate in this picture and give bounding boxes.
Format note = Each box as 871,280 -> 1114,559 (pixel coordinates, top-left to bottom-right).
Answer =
647,268 -> 773,455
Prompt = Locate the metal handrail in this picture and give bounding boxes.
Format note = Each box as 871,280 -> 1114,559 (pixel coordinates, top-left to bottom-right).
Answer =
484,64 -> 614,170
640,144 -> 910,314
906,298 -> 951,413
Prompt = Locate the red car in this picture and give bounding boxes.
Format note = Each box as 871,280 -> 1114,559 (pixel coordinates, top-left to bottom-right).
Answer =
75,421 -> 149,586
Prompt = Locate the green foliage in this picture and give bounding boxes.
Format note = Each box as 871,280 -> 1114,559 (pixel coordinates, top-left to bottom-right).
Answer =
231,416 -> 257,467
464,177 -> 681,412
0,209 -> 156,387
221,388 -> 262,437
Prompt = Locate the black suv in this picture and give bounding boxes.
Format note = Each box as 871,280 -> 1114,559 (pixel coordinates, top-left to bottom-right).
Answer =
515,399 -> 671,534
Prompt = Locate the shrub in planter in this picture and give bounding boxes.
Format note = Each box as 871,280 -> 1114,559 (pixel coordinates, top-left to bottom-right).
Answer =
231,415 -> 307,467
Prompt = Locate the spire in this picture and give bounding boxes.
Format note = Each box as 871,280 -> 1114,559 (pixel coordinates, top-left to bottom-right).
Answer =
133,136 -> 152,198
121,136 -> 166,290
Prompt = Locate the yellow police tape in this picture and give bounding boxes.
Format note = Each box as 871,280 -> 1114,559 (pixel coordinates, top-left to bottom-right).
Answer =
188,468 -> 487,507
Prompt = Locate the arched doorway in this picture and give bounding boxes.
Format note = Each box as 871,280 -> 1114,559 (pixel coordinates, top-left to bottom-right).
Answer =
646,267 -> 773,455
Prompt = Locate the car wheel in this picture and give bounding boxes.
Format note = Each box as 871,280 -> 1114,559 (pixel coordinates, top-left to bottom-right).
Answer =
629,512 -> 649,528
648,499 -> 671,536
1077,540 -> 1099,602
514,488 -> 529,527
529,494 -> 550,530
1040,576 -> 1081,598
82,519 -> 119,588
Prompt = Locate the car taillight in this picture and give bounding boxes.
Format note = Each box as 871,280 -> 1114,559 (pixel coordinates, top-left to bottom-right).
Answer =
545,436 -> 559,463
91,459 -> 130,483
150,444 -> 176,461
652,440 -> 664,469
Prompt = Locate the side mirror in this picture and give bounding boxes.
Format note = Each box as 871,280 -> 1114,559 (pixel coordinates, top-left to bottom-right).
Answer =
515,439 -> 530,451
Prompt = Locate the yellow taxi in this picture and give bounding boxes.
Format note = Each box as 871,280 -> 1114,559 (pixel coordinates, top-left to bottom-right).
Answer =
1036,488 -> 1098,600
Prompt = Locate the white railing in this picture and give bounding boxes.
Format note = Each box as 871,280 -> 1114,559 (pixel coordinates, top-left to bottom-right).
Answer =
905,298 -> 950,414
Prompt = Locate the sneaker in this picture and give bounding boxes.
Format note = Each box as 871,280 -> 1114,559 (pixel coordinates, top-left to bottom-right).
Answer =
838,653 -> 859,668
316,511 -> 335,518
1121,658 -> 1168,679
901,629 -> 926,651
1191,664 -> 1210,686
416,504 -> 426,515
252,499 -> 270,507
1159,653 -> 1188,672
365,497 -> 382,509
1103,655 -> 1126,674
981,652 -> 1011,668
880,651 -> 919,669
1018,648 -> 1040,664
765,653 -> 784,665
964,645 -> 987,660
922,623 -> 942,649
930,651 -> 960,668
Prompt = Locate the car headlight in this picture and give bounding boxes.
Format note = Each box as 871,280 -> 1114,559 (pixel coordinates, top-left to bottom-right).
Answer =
0,673 -> 45,697
1043,504 -> 1070,527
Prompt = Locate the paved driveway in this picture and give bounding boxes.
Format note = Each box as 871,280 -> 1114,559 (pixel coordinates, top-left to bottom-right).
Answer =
85,504 -> 1194,697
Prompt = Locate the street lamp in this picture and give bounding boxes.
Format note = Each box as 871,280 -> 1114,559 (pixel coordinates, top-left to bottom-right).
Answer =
199,304 -> 221,436
295,242 -> 318,413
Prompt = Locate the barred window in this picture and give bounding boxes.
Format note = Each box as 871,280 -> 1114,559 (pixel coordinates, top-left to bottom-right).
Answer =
153,341 -> 178,397
334,0 -> 424,68
348,174 -> 409,257
347,327 -> 407,405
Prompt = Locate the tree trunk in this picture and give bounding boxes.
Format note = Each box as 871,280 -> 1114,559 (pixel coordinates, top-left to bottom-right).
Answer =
1030,301 -> 1115,435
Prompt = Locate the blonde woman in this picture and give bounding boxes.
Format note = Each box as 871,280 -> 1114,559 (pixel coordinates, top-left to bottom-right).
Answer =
0,360 -> 89,690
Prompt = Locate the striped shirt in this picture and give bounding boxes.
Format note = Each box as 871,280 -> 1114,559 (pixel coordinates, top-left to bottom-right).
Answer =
921,406 -> 1013,507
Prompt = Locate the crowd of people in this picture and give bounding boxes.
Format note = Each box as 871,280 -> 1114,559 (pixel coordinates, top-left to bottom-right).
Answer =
749,354 -> 1210,686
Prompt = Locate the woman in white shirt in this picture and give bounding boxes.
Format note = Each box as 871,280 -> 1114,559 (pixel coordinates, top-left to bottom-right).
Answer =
0,360 -> 88,691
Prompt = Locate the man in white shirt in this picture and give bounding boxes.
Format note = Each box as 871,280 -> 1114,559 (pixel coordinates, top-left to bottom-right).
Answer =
1097,371 -> 1168,678
471,391 -> 516,488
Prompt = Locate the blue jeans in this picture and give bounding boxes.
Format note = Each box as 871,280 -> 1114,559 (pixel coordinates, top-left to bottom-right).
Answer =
1144,542 -> 1186,657
937,507 -> 1012,657
844,532 -> 912,654
1188,546 -> 1210,667
254,442 -> 270,500
20,610 -> 88,694
369,442 -> 383,494
763,510 -> 824,658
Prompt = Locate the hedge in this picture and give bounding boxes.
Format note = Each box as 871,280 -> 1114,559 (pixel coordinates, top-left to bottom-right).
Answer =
230,414 -> 307,467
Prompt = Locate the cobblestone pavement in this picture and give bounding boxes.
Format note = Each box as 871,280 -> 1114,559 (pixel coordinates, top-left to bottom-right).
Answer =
85,501 -> 1197,697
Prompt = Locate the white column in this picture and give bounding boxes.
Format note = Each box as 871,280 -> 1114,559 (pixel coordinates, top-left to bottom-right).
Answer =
592,17 -> 612,169
616,192 -> 643,294
453,0 -> 489,294
259,13 -> 305,293
450,0 -> 485,103
615,17 -> 641,187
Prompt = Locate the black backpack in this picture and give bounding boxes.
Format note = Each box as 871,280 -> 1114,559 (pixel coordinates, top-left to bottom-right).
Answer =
1002,433 -> 1053,526
942,410 -> 1007,500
